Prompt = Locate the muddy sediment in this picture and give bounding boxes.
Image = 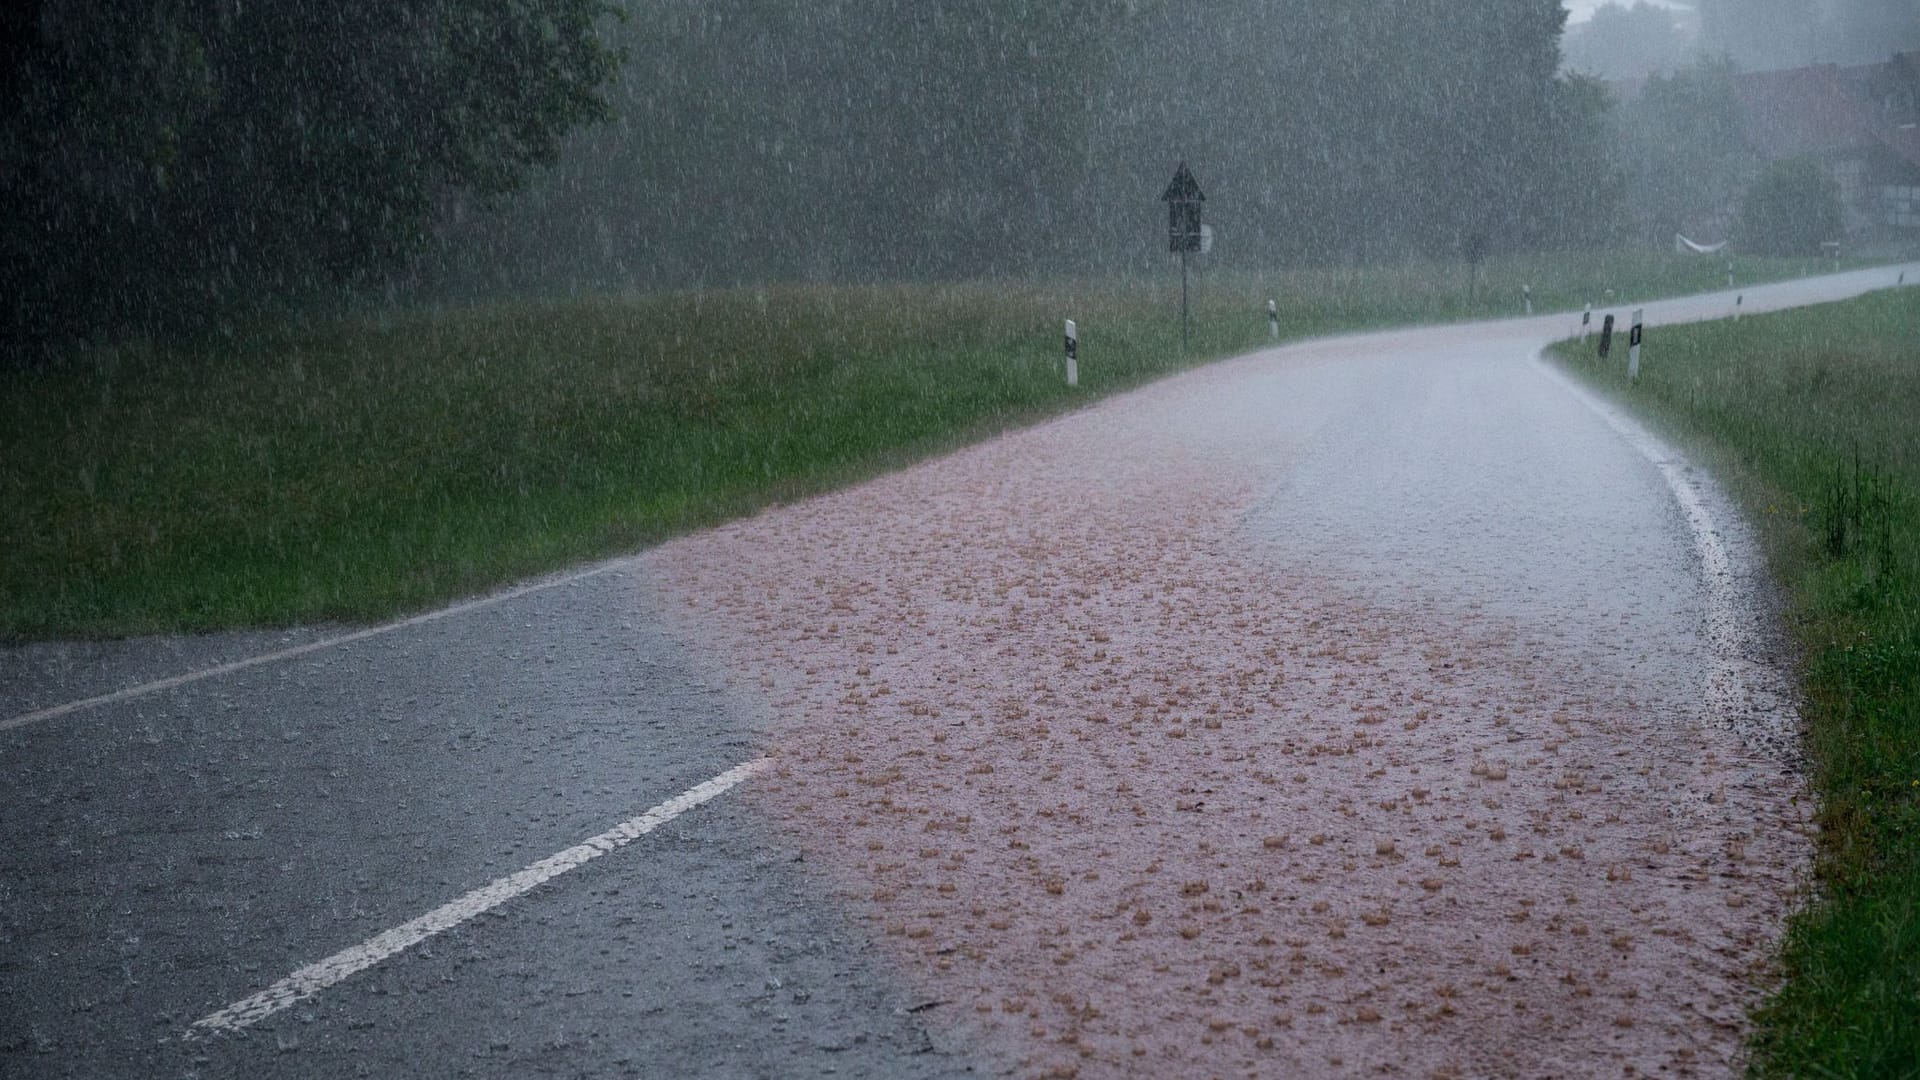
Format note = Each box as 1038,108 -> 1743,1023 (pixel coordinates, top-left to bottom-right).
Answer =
653,332 -> 1812,1077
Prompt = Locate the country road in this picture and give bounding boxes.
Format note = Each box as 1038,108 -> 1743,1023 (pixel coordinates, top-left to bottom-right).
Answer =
3,265 -> 1915,1078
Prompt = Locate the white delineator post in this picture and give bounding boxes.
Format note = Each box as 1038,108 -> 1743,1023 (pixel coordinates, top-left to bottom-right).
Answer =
1267,299 -> 1279,339
1628,308 -> 1644,382
1580,302 -> 1591,342
1524,284 -> 1533,316
1727,260 -> 1735,289
1064,319 -> 1078,388
1735,294 -> 1743,321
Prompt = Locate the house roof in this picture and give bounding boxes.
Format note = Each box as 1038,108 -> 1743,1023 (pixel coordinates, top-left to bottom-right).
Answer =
1734,63 -> 1881,158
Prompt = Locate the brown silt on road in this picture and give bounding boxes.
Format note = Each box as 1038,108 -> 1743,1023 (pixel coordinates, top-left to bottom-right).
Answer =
654,288 -> 1858,1076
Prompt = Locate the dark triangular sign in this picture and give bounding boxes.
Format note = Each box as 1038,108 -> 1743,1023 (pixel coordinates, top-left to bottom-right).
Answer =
1161,162 -> 1204,203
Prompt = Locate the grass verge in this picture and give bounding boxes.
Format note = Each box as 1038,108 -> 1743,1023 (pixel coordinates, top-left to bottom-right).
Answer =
1549,288 -> 1919,1076
0,250 -> 1868,640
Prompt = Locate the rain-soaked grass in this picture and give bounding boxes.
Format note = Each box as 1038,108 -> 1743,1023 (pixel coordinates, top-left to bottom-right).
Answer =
1550,287 -> 1920,1077
0,250 -> 1857,641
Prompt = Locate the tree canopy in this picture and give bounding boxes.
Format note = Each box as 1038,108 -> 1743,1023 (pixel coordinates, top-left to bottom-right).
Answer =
435,0 -> 1619,298
1736,156 -> 1844,255
1615,56 -> 1755,244
7,0 -> 1627,344
0,0 -> 620,350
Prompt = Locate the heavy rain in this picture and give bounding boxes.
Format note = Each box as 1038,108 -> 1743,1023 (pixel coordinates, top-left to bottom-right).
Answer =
3,1 -> 1920,1077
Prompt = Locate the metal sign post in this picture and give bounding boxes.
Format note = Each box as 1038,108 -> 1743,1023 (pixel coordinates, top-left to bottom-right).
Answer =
1161,162 -> 1205,350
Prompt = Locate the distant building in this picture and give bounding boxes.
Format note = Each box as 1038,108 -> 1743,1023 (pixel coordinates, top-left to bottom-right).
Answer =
1732,52 -> 1920,237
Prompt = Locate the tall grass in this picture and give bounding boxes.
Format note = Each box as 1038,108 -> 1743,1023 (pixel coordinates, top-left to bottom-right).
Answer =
0,251 -> 1854,640
1549,288 -> 1920,1076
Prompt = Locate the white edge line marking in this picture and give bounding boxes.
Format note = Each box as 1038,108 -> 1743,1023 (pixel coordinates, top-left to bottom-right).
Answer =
3,561 -> 627,733
1534,353 -> 1799,746
185,757 -> 768,1039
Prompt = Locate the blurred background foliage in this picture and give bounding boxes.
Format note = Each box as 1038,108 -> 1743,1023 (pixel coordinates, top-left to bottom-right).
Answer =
0,0 -> 620,352
6,0 -> 1913,356
3,0 -> 1622,354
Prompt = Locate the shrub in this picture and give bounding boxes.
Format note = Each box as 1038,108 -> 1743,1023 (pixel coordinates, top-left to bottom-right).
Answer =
1735,157 -> 1845,256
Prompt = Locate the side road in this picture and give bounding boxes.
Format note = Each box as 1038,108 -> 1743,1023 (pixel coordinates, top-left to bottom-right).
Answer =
0,569 -> 976,1078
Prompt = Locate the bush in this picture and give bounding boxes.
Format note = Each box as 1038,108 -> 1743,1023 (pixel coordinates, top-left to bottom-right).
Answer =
1735,157 -> 1845,256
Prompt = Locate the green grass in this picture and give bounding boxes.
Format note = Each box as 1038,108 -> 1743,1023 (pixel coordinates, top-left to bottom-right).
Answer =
1549,288 -> 1920,1077
0,249 -> 1863,640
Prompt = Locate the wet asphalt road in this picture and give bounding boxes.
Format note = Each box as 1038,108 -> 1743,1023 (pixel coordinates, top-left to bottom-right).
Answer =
2,266 -> 1913,1078
0,571 -> 972,1078
1245,316 -> 1743,738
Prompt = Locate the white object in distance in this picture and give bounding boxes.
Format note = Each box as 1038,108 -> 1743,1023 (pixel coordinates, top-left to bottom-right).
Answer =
1674,233 -> 1728,255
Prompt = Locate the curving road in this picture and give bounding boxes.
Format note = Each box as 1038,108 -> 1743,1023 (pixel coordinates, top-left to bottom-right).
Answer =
3,264 -> 1914,1078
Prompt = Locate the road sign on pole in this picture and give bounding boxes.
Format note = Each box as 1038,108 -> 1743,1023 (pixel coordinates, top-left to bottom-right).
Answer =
1163,163 -> 1204,253
1162,162 -> 1206,349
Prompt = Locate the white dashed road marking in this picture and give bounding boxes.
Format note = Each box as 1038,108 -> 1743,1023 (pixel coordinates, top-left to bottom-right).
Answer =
186,758 -> 768,1039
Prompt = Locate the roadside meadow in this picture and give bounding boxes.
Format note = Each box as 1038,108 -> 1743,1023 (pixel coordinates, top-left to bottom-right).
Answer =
0,252 -> 1846,640
1552,288 -> 1919,1074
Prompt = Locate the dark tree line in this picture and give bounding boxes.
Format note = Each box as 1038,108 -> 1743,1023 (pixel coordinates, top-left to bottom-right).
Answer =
426,0 -> 1121,291
437,0 -> 1619,299
1086,1 -> 1618,266
1,1 -> 619,351
5,0 -> 1621,348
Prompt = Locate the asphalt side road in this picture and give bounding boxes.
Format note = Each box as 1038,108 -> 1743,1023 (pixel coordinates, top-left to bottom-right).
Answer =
0,569 -> 977,1078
